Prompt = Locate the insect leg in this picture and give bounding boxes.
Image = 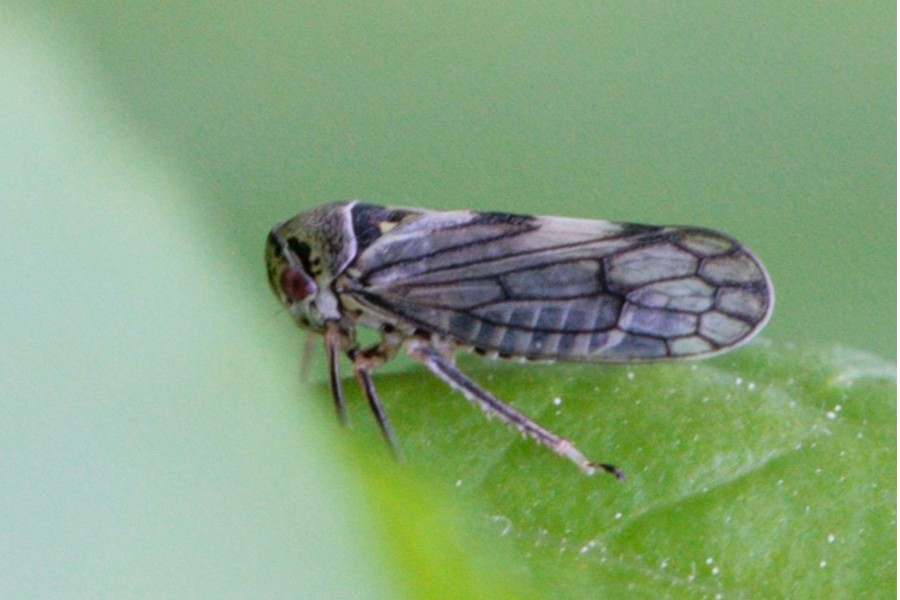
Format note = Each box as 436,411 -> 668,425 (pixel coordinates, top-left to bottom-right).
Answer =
349,346 -> 402,459
407,340 -> 624,479
324,323 -> 348,426
299,332 -> 318,383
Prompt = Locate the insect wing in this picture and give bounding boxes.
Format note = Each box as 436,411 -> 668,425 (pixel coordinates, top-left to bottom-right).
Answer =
345,209 -> 773,362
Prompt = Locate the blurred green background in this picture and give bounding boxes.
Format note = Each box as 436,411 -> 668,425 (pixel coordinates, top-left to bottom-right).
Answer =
2,2 -> 894,598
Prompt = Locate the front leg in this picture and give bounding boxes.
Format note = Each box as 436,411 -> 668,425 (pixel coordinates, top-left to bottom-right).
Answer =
324,323 -> 351,426
348,340 -> 402,458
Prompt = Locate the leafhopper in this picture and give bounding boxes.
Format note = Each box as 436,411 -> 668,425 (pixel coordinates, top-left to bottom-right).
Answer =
266,202 -> 773,477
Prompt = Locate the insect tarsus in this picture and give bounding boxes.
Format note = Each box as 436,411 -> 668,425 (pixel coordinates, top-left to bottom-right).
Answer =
406,339 -> 624,479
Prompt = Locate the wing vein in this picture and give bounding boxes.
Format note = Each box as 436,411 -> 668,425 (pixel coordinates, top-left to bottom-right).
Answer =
362,227 -> 537,277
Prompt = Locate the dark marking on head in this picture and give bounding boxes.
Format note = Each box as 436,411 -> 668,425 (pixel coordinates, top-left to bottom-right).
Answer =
287,238 -> 314,274
351,203 -> 415,251
267,231 -> 283,257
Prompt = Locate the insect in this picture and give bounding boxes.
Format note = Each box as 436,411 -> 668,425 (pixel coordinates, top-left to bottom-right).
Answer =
266,202 -> 773,477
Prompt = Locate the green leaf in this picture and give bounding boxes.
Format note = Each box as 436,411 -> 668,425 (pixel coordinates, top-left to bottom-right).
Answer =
334,343 -> 896,598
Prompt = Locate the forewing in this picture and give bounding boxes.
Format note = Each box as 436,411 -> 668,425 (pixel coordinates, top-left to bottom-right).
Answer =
345,210 -> 773,362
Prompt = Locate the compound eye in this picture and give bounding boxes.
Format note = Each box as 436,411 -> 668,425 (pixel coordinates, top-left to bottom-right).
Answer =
280,266 -> 317,302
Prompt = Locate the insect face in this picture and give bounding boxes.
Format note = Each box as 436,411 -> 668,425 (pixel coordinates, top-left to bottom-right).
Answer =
265,228 -> 319,329
266,203 -> 361,332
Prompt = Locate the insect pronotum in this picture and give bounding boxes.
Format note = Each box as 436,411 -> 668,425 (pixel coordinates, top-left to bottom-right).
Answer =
266,202 -> 774,477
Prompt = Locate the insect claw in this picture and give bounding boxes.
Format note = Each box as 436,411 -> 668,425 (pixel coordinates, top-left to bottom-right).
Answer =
592,463 -> 626,481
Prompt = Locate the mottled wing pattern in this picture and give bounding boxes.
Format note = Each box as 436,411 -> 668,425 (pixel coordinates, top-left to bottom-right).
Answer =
344,206 -> 773,362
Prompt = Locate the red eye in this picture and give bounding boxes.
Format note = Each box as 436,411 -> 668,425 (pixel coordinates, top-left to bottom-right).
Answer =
281,266 -> 317,302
